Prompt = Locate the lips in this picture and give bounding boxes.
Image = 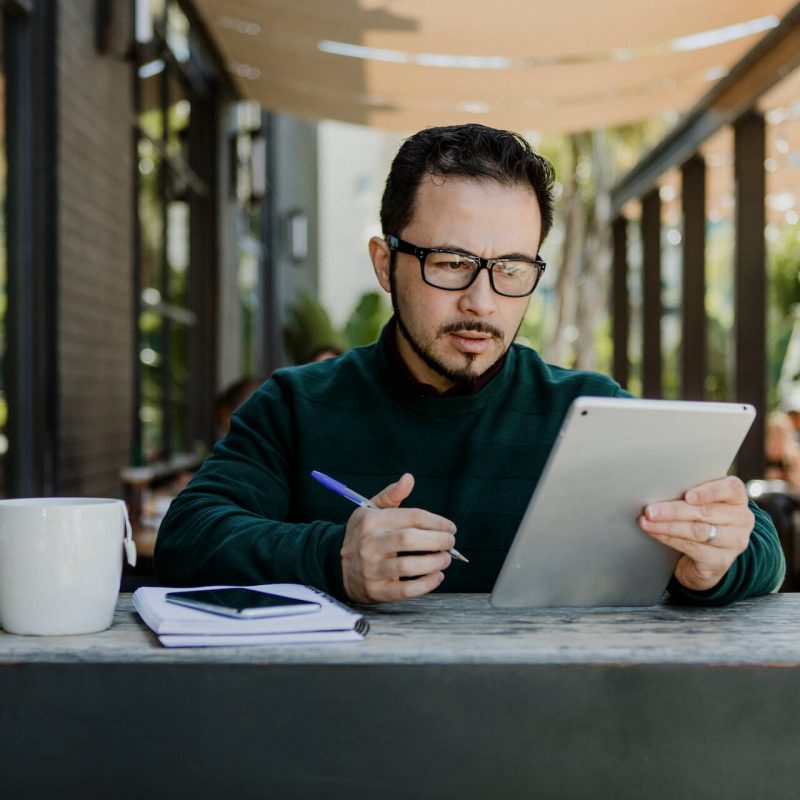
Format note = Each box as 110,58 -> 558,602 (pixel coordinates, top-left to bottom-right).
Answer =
449,331 -> 493,353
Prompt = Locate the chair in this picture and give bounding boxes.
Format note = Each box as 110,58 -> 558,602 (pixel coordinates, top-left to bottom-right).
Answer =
747,480 -> 800,591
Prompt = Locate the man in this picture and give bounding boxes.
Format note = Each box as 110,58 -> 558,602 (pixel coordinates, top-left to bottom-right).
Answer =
156,124 -> 784,605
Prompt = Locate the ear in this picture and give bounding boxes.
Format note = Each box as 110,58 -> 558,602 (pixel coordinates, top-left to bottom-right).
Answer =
369,236 -> 392,293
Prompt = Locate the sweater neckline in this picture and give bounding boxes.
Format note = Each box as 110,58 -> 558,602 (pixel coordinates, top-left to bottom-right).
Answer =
382,316 -> 506,398
374,323 -> 515,416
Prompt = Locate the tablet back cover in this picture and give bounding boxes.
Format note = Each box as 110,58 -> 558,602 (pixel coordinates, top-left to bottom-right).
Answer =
490,398 -> 755,608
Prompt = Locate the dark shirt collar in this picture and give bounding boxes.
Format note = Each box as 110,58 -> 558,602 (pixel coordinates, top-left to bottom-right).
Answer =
384,316 -> 506,397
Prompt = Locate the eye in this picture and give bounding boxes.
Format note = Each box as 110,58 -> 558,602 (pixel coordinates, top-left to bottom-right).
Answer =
429,253 -> 474,271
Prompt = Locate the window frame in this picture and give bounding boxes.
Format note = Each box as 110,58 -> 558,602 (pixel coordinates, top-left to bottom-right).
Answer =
3,0 -> 58,495
132,0 -> 222,465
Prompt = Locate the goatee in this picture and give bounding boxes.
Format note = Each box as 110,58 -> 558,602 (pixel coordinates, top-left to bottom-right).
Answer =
389,267 -> 507,385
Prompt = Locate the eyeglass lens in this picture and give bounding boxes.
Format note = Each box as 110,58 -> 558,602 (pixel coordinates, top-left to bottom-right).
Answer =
424,252 -> 538,296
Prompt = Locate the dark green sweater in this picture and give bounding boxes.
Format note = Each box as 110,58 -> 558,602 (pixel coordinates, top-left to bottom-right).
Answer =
155,327 -> 785,604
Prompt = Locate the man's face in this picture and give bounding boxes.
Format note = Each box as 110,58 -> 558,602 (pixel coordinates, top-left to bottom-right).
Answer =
370,175 -> 542,392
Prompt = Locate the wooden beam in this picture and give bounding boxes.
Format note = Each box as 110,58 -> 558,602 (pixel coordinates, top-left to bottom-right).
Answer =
612,5 -> 800,213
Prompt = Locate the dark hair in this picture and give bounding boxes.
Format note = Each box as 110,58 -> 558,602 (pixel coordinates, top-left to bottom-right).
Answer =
306,343 -> 344,363
380,123 -> 555,248
215,377 -> 260,416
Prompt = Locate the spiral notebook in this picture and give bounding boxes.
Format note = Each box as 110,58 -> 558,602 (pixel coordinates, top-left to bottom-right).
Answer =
133,583 -> 368,647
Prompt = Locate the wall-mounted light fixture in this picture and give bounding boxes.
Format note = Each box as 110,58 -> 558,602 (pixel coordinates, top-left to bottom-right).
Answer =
286,209 -> 308,263
250,134 -> 267,201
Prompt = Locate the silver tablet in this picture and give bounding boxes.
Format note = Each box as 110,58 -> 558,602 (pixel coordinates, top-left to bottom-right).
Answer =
490,397 -> 756,608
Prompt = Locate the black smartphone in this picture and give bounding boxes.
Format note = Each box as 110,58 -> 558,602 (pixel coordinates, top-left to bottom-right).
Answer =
165,588 -> 321,619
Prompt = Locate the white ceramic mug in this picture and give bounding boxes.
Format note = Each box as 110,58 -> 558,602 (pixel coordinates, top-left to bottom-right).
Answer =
0,498 -> 137,635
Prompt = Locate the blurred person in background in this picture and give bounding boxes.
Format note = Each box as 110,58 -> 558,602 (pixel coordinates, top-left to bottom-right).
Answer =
764,411 -> 800,492
306,344 -> 344,363
215,377 -> 262,438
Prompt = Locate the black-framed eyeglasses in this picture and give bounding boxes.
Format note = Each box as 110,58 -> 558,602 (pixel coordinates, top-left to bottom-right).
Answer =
386,234 -> 546,298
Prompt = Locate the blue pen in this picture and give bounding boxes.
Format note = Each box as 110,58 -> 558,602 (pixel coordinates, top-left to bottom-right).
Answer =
311,470 -> 468,563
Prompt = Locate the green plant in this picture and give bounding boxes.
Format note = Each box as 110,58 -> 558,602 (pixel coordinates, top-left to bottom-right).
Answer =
344,292 -> 391,347
767,227 -> 800,407
284,290 -> 390,363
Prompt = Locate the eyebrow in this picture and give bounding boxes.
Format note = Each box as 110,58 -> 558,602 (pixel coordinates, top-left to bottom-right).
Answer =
435,243 -> 537,261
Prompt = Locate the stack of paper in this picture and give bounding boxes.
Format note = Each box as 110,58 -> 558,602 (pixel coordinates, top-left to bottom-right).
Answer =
133,583 -> 368,647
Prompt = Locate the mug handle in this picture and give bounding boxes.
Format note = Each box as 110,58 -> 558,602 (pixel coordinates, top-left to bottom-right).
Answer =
122,503 -> 138,567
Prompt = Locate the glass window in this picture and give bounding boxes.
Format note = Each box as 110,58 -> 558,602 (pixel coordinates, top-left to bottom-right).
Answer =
0,10 -> 7,495
233,102 -> 267,376
660,170 -> 682,400
626,208 -> 643,398
701,127 -> 735,402
135,6 -> 198,463
760,66 -> 800,412
134,1 -> 268,463
136,0 -> 166,45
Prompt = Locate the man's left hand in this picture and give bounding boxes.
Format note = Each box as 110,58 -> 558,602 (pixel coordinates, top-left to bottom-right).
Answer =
638,476 -> 754,592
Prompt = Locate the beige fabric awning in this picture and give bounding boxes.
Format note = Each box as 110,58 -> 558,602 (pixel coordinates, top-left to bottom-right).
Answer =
192,0 -> 799,132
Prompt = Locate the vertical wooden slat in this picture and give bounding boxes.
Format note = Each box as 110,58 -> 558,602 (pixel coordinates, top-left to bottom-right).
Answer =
159,64 -> 172,458
260,111 -> 283,376
131,39 -> 143,467
641,189 -> 662,398
734,111 -> 766,481
611,216 -> 629,389
681,154 -> 707,401
188,89 -> 220,450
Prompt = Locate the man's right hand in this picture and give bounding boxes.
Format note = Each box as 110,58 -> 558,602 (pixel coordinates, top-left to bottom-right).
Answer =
340,473 -> 457,604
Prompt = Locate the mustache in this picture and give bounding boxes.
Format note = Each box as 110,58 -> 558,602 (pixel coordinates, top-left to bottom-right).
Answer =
439,320 -> 503,339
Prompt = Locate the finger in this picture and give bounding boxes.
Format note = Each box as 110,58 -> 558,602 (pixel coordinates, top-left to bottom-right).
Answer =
391,571 -> 446,600
639,516 -> 750,552
394,508 -> 458,533
362,506 -> 457,538
643,499 -> 750,526
383,527 -> 457,555
683,476 -> 748,506
381,551 -> 452,579
366,572 -> 444,603
639,517 -> 724,546
371,473 -> 415,510
642,525 -> 733,560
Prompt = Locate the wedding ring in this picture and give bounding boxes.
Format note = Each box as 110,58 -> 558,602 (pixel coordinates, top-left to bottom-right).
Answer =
705,524 -> 718,544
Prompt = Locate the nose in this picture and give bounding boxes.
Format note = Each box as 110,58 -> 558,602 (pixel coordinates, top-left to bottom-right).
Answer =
458,266 -> 497,316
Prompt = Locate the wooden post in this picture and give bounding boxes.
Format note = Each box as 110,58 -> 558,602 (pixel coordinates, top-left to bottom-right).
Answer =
681,155 -> 707,401
734,111 -> 766,481
611,216 -> 629,389
641,189 -> 662,398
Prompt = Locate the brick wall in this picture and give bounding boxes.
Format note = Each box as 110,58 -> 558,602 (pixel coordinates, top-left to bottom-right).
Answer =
57,1 -> 134,496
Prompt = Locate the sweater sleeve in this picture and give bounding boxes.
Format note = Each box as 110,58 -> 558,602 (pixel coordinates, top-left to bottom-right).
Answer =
154,379 -> 348,600
666,500 -> 786,605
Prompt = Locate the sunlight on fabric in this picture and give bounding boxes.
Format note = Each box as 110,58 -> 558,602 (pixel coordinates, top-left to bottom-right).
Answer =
671,15 -> 779,51
318,15 -> 781,70
318,41 -> 513,70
